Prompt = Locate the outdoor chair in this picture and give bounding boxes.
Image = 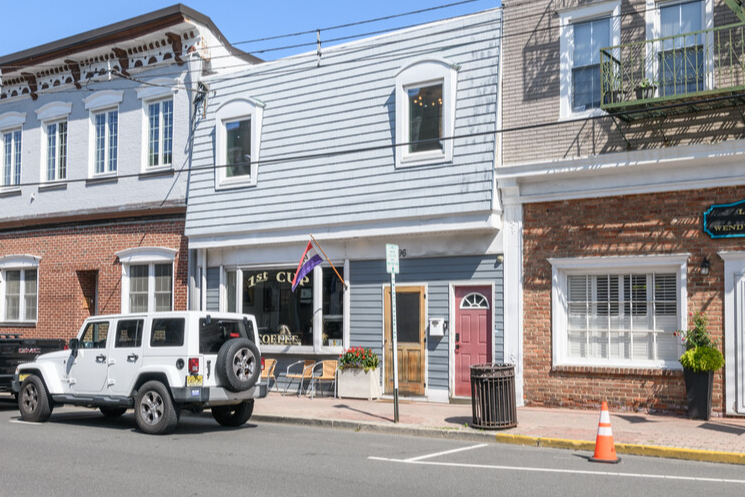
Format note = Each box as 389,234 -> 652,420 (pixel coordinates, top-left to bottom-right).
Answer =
309,360 -> 338,399
283,359 -> 316,397
261,358 -> 279,394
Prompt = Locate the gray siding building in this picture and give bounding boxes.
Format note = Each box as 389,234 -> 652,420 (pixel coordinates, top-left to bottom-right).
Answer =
189,9 -> 503,402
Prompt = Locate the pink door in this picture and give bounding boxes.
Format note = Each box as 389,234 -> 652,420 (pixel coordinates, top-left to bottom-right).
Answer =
454,286 -> 492,397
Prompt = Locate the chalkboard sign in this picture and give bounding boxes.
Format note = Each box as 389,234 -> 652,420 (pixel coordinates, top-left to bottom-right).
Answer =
704,199 -> 745,238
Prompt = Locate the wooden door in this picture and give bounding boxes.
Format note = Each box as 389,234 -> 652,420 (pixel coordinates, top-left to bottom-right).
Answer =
384,285 -> 425,396
454,286 -> 492,397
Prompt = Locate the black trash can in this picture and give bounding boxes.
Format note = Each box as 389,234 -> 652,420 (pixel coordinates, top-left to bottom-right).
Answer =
470,363 -> 517,429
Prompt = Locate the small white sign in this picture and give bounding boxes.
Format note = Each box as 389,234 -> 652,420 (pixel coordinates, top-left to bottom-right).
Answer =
386,244 -> 399,274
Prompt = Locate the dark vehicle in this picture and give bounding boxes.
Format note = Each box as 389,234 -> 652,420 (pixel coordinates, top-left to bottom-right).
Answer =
0,334 -> 66,394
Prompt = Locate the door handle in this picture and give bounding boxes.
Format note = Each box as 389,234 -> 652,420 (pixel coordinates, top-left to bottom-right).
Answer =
127,354 -> 139,362
96,354 -> 106,363
455,344 -> 460,351
455,333 -> 460,342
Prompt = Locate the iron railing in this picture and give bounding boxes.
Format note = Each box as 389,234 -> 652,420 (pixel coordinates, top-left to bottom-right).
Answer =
600,22 -> 745,112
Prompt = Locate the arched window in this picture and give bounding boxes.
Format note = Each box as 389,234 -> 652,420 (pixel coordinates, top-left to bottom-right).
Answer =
460,292 -> 489,309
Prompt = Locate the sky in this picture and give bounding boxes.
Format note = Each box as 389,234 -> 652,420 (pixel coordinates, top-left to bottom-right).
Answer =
2,0 -> 500,61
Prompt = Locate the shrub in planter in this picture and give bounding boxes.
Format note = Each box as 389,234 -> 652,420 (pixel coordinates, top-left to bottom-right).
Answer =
337,347 -> 381,400
674,312 -> 724,420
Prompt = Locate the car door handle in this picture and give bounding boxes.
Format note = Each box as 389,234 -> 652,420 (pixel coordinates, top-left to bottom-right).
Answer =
96,354 -> 106,363
127,354 -> 139,362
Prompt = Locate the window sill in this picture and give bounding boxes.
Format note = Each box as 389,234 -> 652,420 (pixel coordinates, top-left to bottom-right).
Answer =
558,108 -> 606,122
552,364 -> 683,377
38,182 -> 67,192
139,167 -> 174,180
0,187 -> 22,198
0,321 -> 37,328
215,177 -> 256,191
86,175 -> 118,186
397,151 -> 449,168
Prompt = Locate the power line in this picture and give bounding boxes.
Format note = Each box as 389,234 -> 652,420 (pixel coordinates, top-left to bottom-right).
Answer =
3,91 -> 740,190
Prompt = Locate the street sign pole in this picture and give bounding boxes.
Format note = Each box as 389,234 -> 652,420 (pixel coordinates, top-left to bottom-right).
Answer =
385,244 -> 400,423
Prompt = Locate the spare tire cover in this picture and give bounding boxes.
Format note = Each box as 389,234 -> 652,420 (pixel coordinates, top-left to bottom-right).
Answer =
216,338 -> 261,392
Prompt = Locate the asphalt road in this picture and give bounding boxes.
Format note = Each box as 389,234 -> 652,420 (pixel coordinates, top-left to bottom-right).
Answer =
1,397 -> 744,497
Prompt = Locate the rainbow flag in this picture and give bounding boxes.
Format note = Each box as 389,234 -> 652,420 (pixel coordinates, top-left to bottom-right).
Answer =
291,241 -> 323,291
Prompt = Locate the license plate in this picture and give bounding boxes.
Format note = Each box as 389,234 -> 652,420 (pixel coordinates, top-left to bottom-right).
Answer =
18,373 -> 29,382
186,375 -> 203,387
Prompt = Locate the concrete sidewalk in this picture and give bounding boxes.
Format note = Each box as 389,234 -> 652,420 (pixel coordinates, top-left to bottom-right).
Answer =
253,393 -> 745,465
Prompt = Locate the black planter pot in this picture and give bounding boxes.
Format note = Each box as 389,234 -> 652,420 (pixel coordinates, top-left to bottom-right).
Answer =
684,369 -> 713,420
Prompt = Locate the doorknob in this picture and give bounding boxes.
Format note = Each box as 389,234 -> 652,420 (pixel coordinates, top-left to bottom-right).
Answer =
456,344 -> 460,351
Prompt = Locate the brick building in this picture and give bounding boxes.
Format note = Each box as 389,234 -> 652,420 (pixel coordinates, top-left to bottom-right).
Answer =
0,6 -> 257,340
498,0 -> 745,415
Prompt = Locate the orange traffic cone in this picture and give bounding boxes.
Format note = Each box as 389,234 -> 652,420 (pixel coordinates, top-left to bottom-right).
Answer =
589,401 -> 621,463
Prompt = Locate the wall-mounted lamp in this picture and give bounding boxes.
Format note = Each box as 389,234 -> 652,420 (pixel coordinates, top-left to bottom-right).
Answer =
701,257 -> 711,276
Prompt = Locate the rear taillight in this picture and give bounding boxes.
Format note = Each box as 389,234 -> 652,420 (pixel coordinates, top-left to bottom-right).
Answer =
63,345 -> 69,350
261,357 -> 265,371
188,358 -> 199,374
229,332 -> 240,338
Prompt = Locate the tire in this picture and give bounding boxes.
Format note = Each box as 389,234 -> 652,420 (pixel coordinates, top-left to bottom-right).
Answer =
134,381 -> 178,435
211,400 -> 254,427
100,407 -> 128,418
18,375 -> 53,423
216,339 -> 261,392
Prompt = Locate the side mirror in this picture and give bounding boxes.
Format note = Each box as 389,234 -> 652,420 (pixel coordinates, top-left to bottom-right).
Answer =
69,338 -> 79,357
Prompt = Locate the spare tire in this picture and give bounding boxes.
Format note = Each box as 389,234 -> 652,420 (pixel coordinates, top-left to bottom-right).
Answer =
216,338 -> 261,392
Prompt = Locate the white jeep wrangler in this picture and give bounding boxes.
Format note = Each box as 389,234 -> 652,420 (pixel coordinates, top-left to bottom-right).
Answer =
12,311 -> 266,434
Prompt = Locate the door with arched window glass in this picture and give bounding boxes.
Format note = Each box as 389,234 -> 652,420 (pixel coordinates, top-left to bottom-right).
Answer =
454,286 -> 492,397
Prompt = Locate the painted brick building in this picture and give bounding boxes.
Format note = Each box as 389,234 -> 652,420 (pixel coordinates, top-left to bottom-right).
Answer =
498,0 -> 745,415
0,6 -> 257,340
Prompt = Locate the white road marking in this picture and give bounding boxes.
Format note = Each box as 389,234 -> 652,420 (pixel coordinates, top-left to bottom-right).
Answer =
367,457 -> 745,484
404,443 -> 489,462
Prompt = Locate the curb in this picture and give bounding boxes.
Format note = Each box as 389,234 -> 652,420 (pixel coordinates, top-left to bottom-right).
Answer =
254,414 -> 745,465
493,433 -> 745,465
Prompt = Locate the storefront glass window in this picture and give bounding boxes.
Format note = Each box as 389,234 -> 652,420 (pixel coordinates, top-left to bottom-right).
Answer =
242,268 -> 314,346
322,269 -> 344,346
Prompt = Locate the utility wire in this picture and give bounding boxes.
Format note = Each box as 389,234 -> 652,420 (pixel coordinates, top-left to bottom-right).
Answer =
4,91 -> 741,190
1,0 -> 669,72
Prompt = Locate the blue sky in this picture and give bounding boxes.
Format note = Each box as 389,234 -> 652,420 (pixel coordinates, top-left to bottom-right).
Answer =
3,0 -> 499,61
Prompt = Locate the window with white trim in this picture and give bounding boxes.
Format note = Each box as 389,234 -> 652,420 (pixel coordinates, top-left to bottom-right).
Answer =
550,255 -> 687,368
94,109 -> 118,174
147,99 -> 173,168
1,129 -> 21,187
36,102 -> 72,183
645,0 -> 712,98
128,263 -> 173,312
215,98 -> 264,188
395,58 -> 458,167
0,255 -> 40,324
84,91 -> 123,177
45,121 -> 68,182
559,1 -> 621,119
116,247 -> 176,313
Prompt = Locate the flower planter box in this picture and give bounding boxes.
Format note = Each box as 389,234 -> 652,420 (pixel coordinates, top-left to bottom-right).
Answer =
337,368 -> 381,400
635,86 -> 656,100
684,369 -> 713,420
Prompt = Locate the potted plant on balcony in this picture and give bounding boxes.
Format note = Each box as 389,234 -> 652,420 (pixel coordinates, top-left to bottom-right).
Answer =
337,346 -> 381,400
675,312 -> 724,420
635,78 -> 657,100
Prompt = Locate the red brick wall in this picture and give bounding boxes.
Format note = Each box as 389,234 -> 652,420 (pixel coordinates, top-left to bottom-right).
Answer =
523,186 -> 745,415
0,217 -> 188,340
